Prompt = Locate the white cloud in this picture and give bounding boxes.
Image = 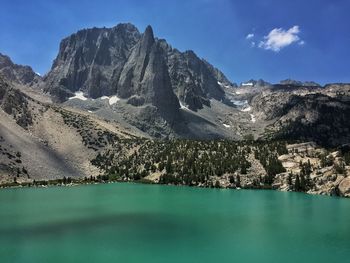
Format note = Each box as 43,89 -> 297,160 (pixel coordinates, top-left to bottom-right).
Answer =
258,25 -> 304,52
246,33 -> 254,39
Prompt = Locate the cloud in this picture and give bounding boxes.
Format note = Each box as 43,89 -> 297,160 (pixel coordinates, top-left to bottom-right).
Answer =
246,33 -> 254,39
258,25 -> 304,52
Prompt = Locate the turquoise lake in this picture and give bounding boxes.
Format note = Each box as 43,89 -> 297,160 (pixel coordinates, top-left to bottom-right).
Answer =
0,183 -> 349,263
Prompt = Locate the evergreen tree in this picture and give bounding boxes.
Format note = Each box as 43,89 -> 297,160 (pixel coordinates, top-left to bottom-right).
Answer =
287,173 -> 293,186
236,175 -> 241,187
295,174 -> 301,191
300,174 -> 306,191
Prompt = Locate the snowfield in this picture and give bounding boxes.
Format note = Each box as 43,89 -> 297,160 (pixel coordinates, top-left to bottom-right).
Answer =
69,91 -> 88,101
241,106 -> 252,112
179,101 -> 190,111
108,95 -> 120,105
250,114 -> 256,123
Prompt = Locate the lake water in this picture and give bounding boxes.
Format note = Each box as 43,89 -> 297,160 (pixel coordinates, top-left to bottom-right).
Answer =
0,183 -> 349,263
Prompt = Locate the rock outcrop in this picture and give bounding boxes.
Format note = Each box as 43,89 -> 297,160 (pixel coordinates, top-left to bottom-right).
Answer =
0,75 -> 32,128
250,84 -> 350,147
44,23 -> 141,101
117,26 -> 180,117
0,53 -> 41,86
338,177 -> 350,197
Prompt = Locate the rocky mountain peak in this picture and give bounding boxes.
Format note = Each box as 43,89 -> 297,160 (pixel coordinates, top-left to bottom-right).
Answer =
0,53 -> 41,86
143,25 -> 155,44
42,22 -> 238,136
44,23 -> 231,107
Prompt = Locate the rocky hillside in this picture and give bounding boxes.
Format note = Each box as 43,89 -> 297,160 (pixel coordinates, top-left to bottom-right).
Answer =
90,139 -> 350,198
1,73 -> 350,197
0,75 -> 142,184
250,83 -> 350,147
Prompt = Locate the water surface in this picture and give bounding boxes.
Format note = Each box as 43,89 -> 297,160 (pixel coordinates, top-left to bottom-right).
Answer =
0,183 -> 349,263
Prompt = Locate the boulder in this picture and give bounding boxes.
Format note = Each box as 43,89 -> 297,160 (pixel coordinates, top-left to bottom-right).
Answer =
338,177 -> 350,197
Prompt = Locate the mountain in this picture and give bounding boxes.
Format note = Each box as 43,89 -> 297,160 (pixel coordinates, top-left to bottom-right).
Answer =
0,53 -> 41,86
43,23 -> 232,109
41,23 -> 350,143
1,25 -> 350,196
43,23 -> 236,138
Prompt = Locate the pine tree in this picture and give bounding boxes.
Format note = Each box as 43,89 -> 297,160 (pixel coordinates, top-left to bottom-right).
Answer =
295,174 -> 301,191
287,173 -> 293,186
236,174 -> 241,187
300,174 -> 306,191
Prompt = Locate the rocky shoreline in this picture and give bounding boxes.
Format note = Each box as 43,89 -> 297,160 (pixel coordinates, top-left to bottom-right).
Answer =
1,168 -> 349,199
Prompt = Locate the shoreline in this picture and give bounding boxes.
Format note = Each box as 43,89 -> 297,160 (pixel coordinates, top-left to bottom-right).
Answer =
1,177 -> 348,199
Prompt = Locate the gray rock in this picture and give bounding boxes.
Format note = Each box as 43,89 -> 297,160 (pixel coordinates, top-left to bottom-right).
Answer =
338,177 -> 350,197
0,53 -> 41,86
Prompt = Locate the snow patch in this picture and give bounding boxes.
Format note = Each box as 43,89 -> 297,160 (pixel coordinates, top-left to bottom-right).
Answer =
223,123 -> 231,128
241,106 -> 252,112
250,114 -> 256,123
69,91 -> 88,101
242,82 -> 254,87
218,81 -> 231,89
179,101 -> 190,111
88,110 -> 93,113
100,96 -> 109,100
231,99 -> 248,107
109,95 -> 120,105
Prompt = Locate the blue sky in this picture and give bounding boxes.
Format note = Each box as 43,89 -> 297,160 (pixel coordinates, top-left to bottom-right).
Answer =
1,0 -> 349,84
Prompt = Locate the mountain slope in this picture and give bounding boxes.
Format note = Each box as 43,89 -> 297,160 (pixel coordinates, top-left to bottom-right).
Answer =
0,75 -> 142,183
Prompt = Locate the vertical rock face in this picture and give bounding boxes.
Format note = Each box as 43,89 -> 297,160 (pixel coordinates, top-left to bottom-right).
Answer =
118,26 -> 179,116
166,49 -> 227,110
0,53 -> 41,86
43,23 -> 231,110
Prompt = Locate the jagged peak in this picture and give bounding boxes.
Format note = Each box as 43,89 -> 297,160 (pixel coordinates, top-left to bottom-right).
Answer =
63,23 -> 140,42
0,53 -> 13,65
142,25 -> 155,43
113,22 -> 139,31
138,25 -> 155,52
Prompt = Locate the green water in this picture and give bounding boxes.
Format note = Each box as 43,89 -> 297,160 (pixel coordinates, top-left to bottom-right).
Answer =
0,183 -> 349,263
